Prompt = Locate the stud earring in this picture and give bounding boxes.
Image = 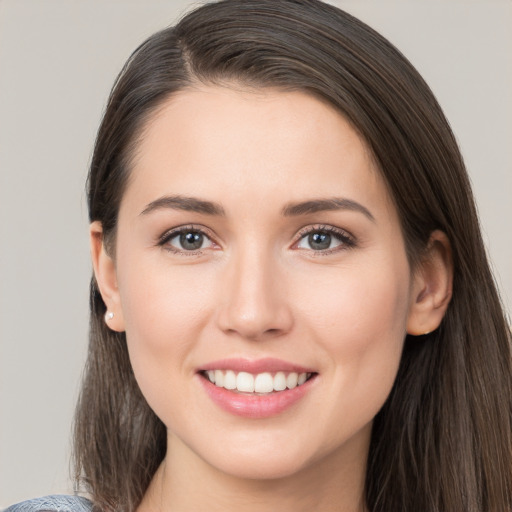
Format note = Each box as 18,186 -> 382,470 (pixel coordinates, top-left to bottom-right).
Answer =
105,311 -> 114,322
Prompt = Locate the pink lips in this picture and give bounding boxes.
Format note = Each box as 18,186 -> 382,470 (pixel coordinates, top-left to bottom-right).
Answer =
200,357 -> 315,375
197,358 -> 317,419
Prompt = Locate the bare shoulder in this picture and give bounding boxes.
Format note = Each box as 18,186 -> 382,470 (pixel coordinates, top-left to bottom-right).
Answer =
3,495 -> 92,512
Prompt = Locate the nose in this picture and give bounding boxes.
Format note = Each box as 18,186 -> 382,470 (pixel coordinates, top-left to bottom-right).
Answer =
216,246 -> 294,341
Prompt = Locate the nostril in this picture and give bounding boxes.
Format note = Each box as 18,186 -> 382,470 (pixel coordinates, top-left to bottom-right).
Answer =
216,300 -> 294,341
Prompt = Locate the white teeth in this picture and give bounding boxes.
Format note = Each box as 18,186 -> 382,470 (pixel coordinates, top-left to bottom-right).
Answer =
286,372 -> 298,389
236,372 -> 255,392
214,369 -> 224,387
254,372 -> 274,393
274,372 -> 287,391
205,369 -> 313,393
224,370 -> 237,390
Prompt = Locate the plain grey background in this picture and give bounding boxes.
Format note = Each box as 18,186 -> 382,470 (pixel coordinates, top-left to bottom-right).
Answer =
1,0 -> 510,506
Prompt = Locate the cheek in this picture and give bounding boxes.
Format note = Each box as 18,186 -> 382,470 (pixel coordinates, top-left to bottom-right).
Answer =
300,261 -> 410,346
115,253 -> 217,408
118,255 -> 214,347
297,260 -> 411,426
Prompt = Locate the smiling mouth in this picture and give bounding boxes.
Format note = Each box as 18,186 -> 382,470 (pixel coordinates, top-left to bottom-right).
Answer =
200,370 -> 315,395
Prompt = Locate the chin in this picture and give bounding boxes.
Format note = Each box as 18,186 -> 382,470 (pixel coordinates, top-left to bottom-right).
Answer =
214,453 -> 310,481
199,435 -> 316,481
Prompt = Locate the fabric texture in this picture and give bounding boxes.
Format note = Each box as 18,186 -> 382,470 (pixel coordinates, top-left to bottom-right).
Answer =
3,495 -> 92,512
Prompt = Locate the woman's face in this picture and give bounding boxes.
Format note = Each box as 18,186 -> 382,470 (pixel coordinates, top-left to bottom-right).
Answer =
105,86 -> 419,480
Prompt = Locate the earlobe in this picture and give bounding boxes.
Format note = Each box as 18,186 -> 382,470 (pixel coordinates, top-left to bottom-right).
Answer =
90,221 -> 126,332
406,230 -> 453,336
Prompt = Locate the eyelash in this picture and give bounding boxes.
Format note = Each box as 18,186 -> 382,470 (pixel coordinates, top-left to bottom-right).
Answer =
158,224 -> 217,256
157,224 -> 356,256
294,224 -> 356,255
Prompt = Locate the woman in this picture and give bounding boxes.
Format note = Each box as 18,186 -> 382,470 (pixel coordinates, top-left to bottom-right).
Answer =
8,0 -> 511,511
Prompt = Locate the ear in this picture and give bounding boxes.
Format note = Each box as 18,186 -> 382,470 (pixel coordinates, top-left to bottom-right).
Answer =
407,230 -> 453,336
90,221 -> 125,332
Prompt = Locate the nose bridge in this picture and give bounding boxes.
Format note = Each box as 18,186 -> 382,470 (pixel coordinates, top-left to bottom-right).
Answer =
217,239 -> 292,340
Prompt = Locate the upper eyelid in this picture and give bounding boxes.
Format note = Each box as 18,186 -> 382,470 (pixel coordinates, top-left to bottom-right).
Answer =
157,223 -> 355,250
295,224 -> 354,241
158,224 -> 217,244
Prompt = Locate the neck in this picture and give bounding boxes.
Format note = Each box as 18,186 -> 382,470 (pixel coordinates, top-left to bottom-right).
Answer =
138,430 -> 369,512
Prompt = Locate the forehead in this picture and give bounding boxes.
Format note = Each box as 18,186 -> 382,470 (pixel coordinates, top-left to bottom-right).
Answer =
122,85 -> 394,219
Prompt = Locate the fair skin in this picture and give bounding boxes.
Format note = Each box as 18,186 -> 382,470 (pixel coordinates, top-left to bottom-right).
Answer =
91,86 -> 452,512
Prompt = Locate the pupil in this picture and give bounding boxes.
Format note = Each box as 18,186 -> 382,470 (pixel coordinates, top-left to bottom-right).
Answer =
309,232 -> 331,250
180,232 -> 203,250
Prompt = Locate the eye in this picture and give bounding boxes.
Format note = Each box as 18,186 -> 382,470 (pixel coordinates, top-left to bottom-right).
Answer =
159,226 -> 215,254
295,226 -> 355,253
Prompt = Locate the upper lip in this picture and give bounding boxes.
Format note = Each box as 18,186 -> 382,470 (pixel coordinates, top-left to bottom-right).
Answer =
199,357 -> 315,374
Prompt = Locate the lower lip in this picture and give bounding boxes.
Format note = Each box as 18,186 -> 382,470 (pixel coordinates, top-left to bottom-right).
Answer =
198,374 -> 317,419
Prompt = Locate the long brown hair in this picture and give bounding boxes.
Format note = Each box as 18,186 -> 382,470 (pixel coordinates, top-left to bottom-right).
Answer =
74,1 -> 512,510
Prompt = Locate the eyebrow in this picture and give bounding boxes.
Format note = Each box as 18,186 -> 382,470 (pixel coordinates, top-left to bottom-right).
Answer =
140,194 -> 374,222
140,195 -> 226,216
282,197 -> 375,222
